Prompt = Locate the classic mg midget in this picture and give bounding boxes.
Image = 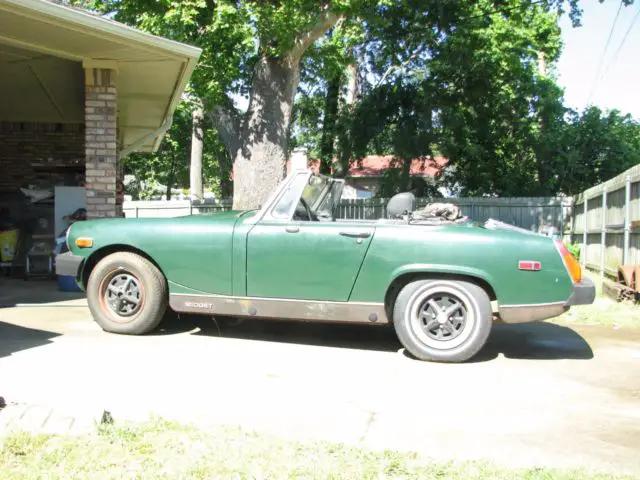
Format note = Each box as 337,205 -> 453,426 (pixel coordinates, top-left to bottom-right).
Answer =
55,169 -> 595,363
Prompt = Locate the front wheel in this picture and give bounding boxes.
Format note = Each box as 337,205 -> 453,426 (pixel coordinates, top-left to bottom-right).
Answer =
393,279 -> 492,363
86,252 -> 168,335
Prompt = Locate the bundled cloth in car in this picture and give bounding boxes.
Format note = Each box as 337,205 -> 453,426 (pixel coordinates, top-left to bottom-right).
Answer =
416,202 -> 463,221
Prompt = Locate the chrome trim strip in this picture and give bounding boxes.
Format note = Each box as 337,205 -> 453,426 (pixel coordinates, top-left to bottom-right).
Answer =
497,302 -> 568,324
169,293 -> 388,325
499,301 -> 565,309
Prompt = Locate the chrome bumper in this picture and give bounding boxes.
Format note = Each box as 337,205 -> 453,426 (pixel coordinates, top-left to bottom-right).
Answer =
497,277 -> 596,324
565,277 -> 596,306
55,251 -> 84,278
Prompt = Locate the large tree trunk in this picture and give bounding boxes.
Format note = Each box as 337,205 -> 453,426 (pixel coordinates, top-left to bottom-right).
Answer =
166,154 -> 176,200
218,150 -> 233,199
231,55 -> 300,210
319,74 -> 341,174
209,8 -> 343,210
401,157 -> 412,191
345,62 -> 359,105
334,60 -> 359,178
190,106 -> 204,200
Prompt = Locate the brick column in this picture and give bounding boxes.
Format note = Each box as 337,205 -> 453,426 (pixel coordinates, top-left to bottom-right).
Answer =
84,65 -> 119,218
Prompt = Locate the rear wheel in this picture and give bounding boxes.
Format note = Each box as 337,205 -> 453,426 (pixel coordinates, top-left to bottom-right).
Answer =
87,252 -> 168,335
392,279 -> 492,362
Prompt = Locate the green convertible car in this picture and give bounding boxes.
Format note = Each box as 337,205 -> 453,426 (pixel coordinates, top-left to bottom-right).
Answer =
55,169 -> 595,363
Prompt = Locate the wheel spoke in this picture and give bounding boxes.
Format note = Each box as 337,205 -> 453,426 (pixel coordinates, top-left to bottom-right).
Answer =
126,295 -> 140,305
442,322 -> 456,335
444,301 -> 462,317
427,299 -> 441,313
425,319 -> 439,331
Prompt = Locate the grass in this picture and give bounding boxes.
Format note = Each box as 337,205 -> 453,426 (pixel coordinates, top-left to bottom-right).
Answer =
552,269 -> 640,329
0,418 -> 634,480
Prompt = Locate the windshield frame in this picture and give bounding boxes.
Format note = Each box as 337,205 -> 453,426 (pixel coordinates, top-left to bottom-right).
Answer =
246,170 -> 345,224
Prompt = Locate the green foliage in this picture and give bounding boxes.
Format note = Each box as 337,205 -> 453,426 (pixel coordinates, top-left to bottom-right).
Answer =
68,0 -> 637,201
294,0 -> 639,198
566,242 -> 581,261
550,107 -> 640,196
376,170 -> 443,199
122,102 -> 230,200
72,0 -> 372,106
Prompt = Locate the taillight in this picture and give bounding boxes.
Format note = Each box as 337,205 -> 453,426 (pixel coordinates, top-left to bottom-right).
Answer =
554,239 -> 582,284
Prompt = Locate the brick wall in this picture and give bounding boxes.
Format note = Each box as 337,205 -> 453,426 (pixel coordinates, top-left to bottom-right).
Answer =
84,67 -> 120,218
0,122 -> 85,193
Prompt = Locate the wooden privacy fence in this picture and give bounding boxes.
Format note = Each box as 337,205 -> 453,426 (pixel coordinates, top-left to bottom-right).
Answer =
123,196 -> 570,232
337,197 -> 570,232
567,163 -> 640,276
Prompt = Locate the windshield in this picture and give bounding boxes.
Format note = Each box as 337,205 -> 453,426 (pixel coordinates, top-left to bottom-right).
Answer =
301,174 -> 330,207
270,172 -> 344,221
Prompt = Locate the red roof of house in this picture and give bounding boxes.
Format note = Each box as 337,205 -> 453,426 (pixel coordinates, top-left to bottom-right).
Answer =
286,155 -> 448,177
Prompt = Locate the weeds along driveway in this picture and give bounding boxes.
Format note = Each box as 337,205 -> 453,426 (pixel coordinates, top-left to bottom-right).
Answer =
1,304 -> 639,476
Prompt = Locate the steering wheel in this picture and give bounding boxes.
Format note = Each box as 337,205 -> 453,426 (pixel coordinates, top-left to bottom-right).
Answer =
294,197 -> 314,221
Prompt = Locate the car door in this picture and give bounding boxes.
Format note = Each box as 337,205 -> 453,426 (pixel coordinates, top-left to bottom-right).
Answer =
246,219 -> 375,301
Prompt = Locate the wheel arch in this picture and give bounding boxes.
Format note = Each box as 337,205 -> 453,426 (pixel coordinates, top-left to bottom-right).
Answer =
80,244 -> 167,289
384,269 -> 497,322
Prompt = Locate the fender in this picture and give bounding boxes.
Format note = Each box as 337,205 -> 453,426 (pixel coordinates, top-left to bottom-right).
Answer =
389,263 -> 498,296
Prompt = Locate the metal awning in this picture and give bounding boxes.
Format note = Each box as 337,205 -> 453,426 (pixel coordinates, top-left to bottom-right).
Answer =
0,0 -> 202,152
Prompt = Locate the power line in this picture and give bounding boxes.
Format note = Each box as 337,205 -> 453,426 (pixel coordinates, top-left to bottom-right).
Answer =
588,4 -> 640,103
586,0 -> 623,104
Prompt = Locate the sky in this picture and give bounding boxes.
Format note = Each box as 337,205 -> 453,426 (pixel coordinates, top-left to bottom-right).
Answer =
556,0 -> 640,120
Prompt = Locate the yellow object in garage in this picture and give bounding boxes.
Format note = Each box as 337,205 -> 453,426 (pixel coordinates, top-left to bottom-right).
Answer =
0,229 -> 18,261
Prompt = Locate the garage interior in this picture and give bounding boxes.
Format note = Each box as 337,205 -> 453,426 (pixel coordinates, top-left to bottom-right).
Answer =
0,0 -> 200,293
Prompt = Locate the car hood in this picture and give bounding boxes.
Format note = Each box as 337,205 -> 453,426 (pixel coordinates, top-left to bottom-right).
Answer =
67,209 -> 256,238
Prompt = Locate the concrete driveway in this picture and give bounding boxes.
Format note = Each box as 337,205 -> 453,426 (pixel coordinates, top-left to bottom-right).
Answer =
1,298 -> 639,476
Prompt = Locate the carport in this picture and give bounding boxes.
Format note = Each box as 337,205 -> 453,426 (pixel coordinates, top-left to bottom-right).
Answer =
0,0 -> 200,280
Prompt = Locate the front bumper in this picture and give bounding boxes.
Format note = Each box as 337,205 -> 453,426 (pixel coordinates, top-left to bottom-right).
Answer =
565,276 -> 596,306
55,251 -> 84,278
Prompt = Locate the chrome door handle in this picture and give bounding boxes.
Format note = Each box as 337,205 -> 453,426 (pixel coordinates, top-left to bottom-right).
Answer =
339,230 -> 372,238
285,226 -> 300,233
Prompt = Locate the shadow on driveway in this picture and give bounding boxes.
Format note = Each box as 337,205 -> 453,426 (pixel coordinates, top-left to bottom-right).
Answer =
469,322 -> 594,362
0,321 -> 61,358
154,314 -> 594,362
0,277 -> 85,308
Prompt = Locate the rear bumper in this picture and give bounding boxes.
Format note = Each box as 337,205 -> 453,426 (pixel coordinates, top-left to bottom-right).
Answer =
565,277 -> 596,306
498,277 -> 596,324
55,252 -> 84,278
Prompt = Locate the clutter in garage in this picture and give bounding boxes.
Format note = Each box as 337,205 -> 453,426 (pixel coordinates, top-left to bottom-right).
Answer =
0,180 -> 86,291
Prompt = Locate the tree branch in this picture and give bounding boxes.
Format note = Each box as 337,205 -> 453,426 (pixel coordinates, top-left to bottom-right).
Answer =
289,7 -> 344,63
374,44 -> 428,89
206,98 -> 242,158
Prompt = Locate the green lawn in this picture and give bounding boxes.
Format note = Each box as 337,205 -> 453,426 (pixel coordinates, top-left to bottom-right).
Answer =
552,269 -> 639,329
0,418 -> 634,480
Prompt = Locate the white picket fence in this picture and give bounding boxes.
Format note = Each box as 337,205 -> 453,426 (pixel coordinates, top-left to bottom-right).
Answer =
122,199 -> 231,218
123,196 -> 571,232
